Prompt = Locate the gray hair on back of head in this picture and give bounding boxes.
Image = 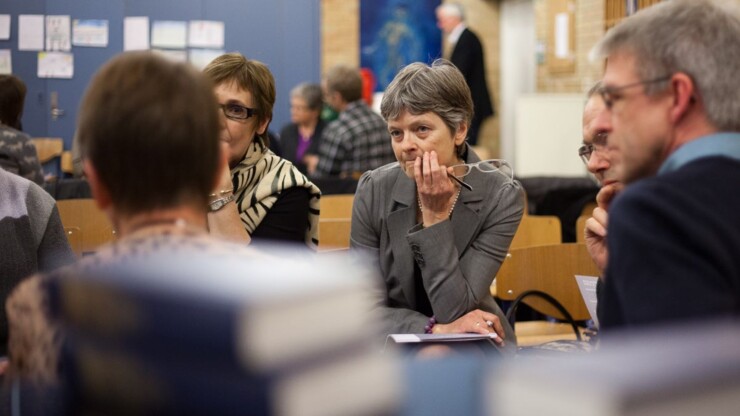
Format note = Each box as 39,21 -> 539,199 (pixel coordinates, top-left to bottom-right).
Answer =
290,83 -> 323,111
591,0 -> 740,131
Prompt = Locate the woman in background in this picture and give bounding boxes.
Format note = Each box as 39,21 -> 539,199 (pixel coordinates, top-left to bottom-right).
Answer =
350,60 -> 524,351
204,54 -> 321,248
278,83 -> 326,176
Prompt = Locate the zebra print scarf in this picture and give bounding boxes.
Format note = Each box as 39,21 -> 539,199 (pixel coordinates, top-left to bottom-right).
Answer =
231,137 -> 320,248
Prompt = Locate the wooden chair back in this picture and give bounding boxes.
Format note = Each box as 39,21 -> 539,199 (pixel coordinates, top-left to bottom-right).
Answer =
63,226 -> 83,257
31,138 -> 63,163
57,199 -> 117,256
61,151 -> 74,176
319,194 -> 354,219
576,215 -> 589,243
496,243 -> 599,321
318,218 -> 352,251
509,215 -> 561,250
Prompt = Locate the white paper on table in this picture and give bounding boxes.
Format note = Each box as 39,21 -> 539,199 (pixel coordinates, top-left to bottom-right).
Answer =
18,15 -> 44,51
124,17 -> 149,51
0,50 -> 12,75
554,12 -> 569,59
151,20 -> 187,49
188,48 -> 224,70
0,15 -> 10,40
188,20 -> 224,48
72,19 -> 108,47
37,51 -> 73,79
46,15 -> 71,51
153,49 -> 188,63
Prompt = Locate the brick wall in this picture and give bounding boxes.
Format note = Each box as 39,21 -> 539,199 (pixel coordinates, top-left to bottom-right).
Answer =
535,0 -> 605,94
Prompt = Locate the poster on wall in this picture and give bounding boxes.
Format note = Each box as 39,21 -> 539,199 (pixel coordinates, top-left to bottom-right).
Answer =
151,20 -> 187,49
0,50 -> 11,74
360,0 -> 442,91
72,19 -> 109,47
124,17 -> 149,51
45,15 -> 71,51
37,51 -> 73,78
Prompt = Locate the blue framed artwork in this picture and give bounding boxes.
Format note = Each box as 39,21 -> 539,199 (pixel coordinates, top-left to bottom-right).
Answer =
360,0 -> 442,91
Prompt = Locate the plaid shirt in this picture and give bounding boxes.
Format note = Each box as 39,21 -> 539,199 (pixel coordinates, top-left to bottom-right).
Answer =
0,125 -> 44,185
314,101 -> 395,178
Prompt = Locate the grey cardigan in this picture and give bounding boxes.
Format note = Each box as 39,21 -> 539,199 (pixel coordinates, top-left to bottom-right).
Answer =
350,150 -> 524,348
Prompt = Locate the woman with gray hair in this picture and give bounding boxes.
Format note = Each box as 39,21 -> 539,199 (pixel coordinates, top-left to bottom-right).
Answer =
278,83 -> 326,175
350,59 -> 523,350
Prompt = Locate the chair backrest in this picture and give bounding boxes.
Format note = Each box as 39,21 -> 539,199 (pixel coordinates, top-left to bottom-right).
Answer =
63,226 -> 83,257
496,243 -> 599,321
318,218 -> 352,252
57,199 -> 117,255
31,138 -> 63,164
575,215 -> 589,243
61,151 -> 74,176
319,194 -> 354,219
509,215 -> 561,250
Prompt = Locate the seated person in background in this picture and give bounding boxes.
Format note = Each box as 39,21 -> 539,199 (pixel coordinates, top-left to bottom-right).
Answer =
314,65 -> 395,179
0,75 -> 44,185
204,53 -> 321,248
0,167 -> 73,361
278,83 -> 326,176
5,51 -> 264,383
350,60 -> 524,350
579,82 -> 622,274
592,0 -> 740,329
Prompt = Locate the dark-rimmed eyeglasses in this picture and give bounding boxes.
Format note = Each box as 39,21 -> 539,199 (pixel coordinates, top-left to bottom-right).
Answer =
219,103 -> 258,120
598,75 -> 671,109
578,132 -> 608,165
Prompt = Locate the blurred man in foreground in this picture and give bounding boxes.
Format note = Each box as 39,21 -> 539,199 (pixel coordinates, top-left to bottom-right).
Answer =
592,0 -> 740,329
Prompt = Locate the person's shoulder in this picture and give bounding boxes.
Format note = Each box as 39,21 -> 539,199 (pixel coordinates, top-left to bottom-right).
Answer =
358,162 -> 401,189
0,125 -> 31,141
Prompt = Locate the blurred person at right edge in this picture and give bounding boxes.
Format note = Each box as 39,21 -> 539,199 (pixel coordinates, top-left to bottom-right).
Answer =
592,0 -> 740,329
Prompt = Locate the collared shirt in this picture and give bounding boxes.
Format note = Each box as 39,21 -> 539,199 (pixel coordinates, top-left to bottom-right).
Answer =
314,100 -> 395,178
448,22 -> 466,45
658,132 -> 740,175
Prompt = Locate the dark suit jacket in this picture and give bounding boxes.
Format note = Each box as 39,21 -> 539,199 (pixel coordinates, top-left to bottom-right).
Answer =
278,120 -> 326,174
450,28 -> 494,122
350,148 -> 523,351
599,157 -> 740,329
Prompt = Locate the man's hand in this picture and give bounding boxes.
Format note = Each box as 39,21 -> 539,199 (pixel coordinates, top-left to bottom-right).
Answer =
584,183 -> 624,274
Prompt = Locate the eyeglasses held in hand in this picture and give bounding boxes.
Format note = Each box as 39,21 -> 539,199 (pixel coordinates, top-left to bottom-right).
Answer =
448,159 -> 515,190
597,75 -> 671,109
219,103 -> 258,120
578,132 -> 608,165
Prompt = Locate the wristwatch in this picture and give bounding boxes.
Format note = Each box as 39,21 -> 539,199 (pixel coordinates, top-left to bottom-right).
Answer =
208,193 -> 235,212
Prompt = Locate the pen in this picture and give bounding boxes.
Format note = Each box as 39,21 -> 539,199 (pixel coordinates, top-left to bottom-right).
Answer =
449,174 -> 473,191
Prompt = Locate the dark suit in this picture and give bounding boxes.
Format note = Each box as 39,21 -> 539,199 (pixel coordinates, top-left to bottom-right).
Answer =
599,156 -> 740,329
450,28 -> 494,146
350,147 -> 523,352
277,120 -> 326,174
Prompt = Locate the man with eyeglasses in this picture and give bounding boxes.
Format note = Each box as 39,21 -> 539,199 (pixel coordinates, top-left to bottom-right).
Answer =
592,0 -> 740,330
579,82 -> 622,274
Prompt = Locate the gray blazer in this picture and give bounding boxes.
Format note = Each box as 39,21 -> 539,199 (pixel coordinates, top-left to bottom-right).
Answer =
350,150 -> 524,348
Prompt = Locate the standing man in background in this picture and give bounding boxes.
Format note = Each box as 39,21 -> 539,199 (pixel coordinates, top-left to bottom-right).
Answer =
436,2 -> 494,146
